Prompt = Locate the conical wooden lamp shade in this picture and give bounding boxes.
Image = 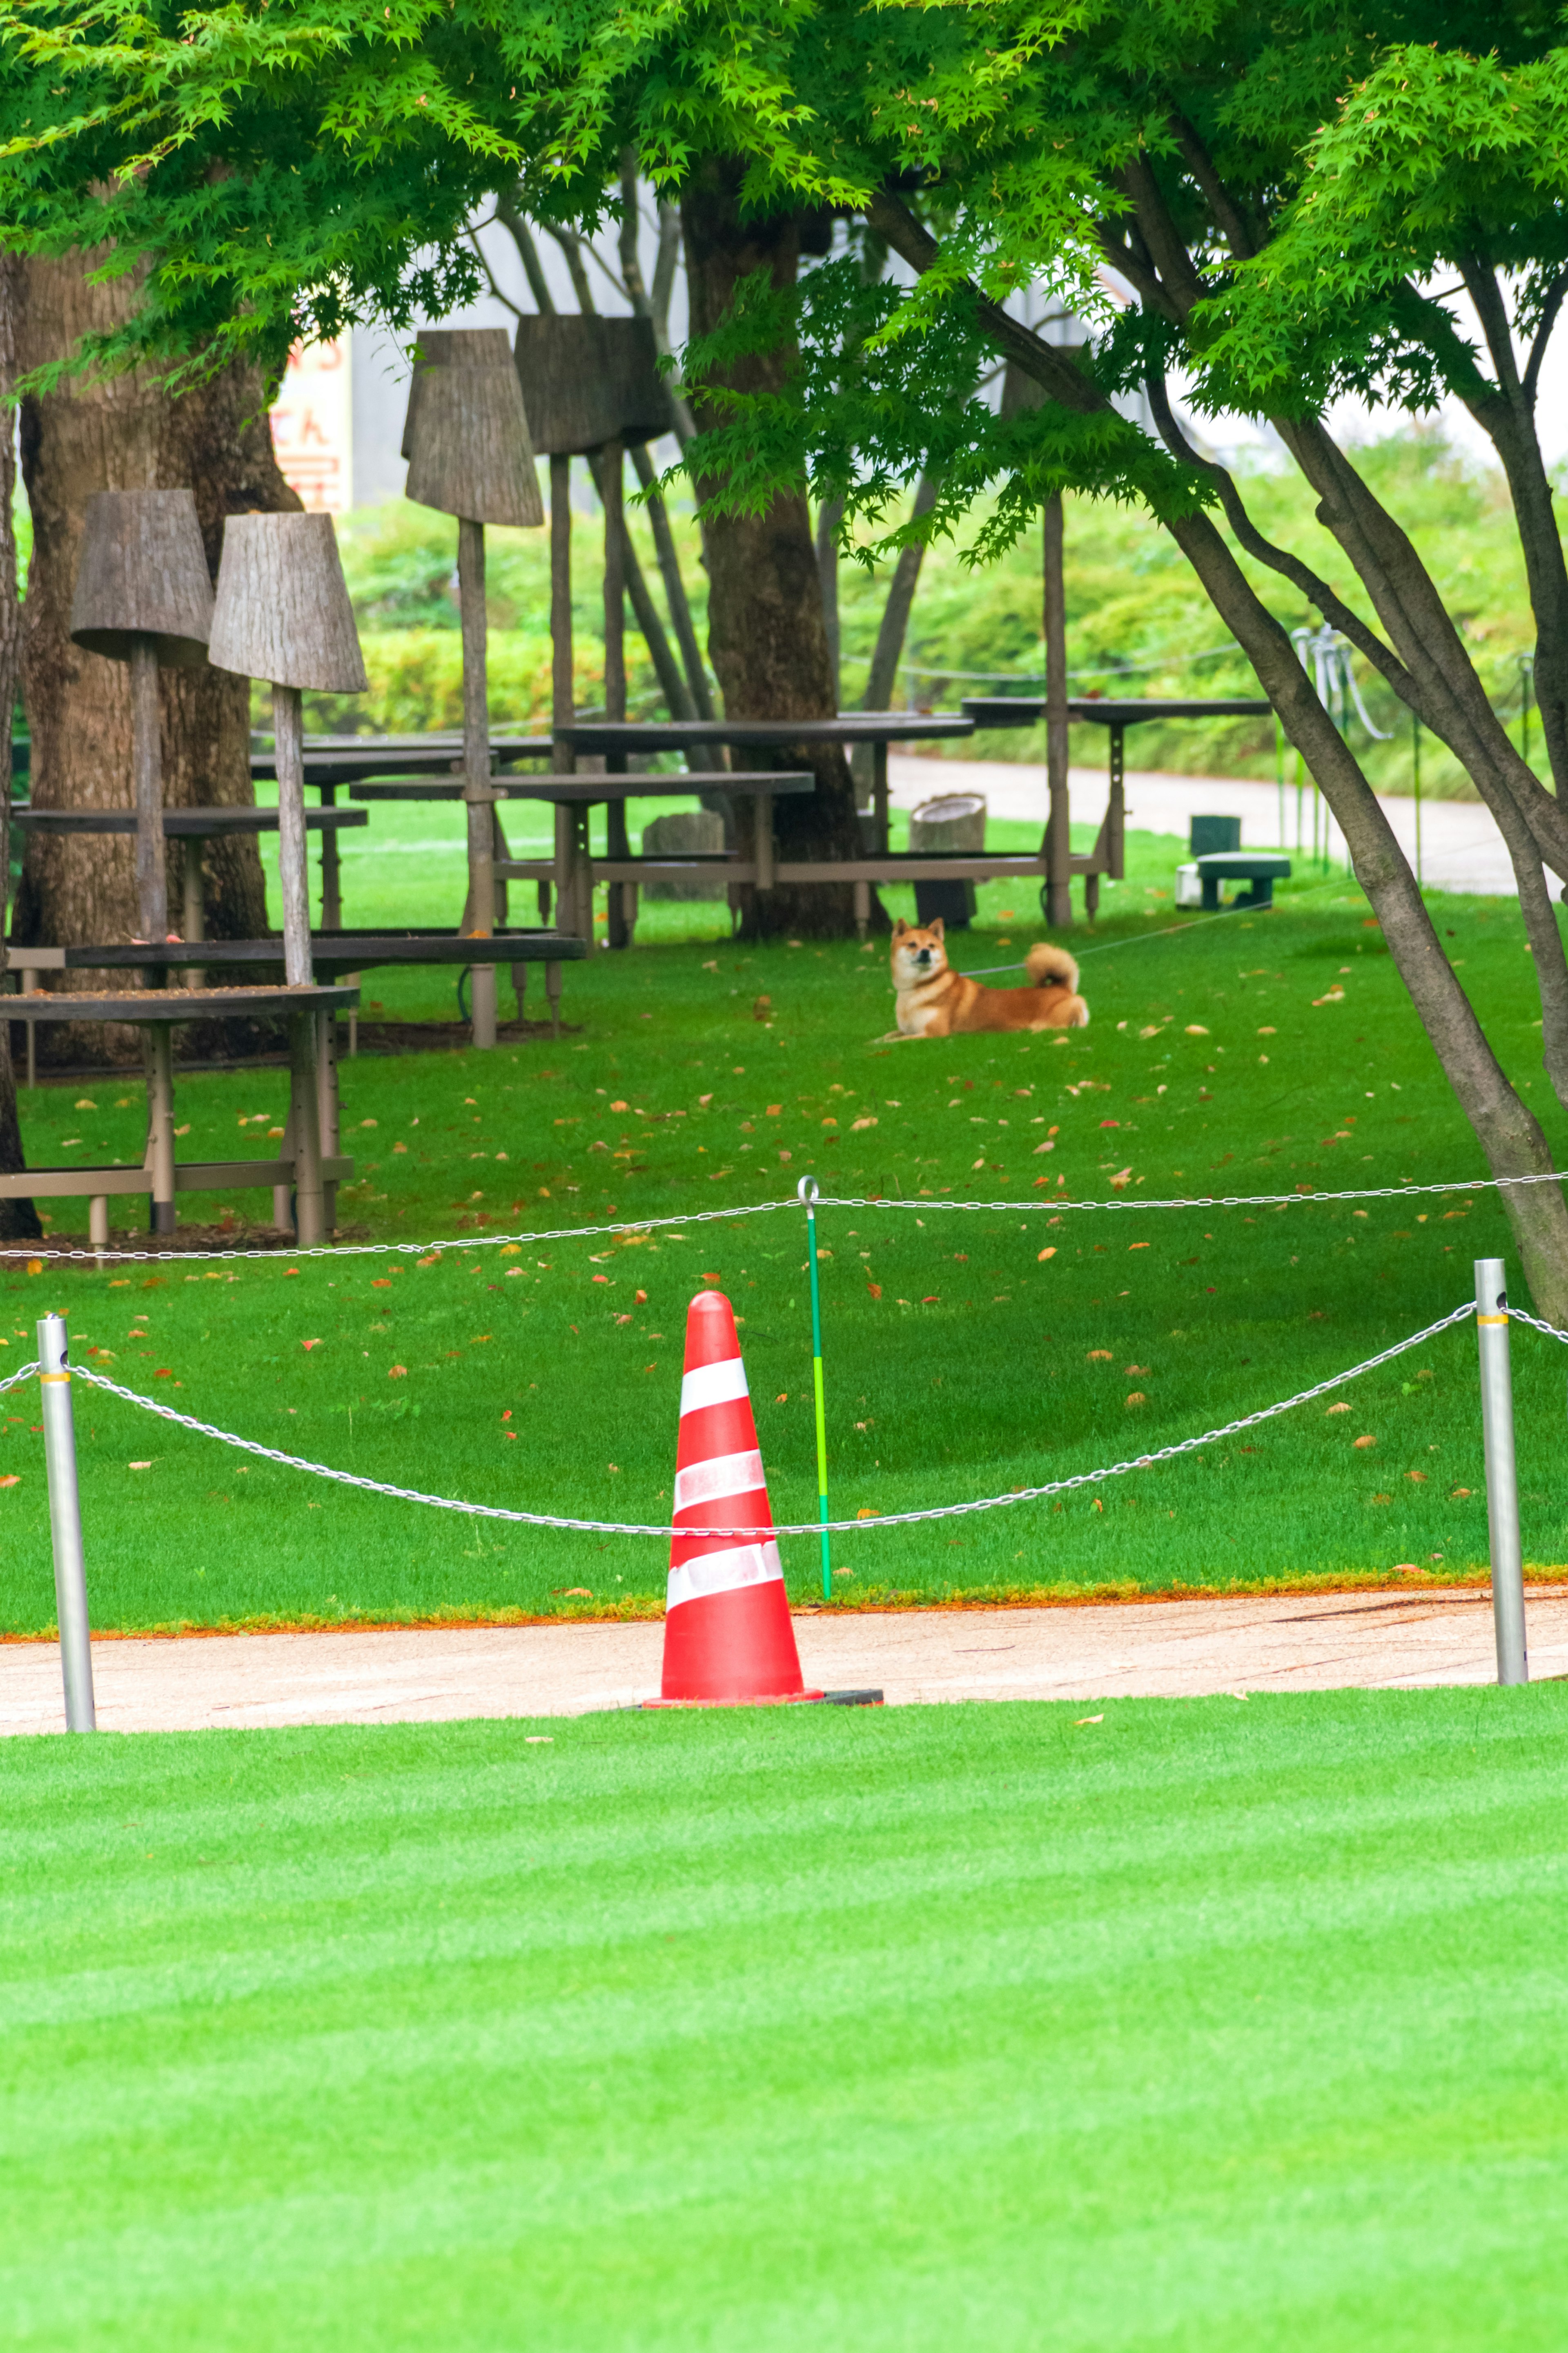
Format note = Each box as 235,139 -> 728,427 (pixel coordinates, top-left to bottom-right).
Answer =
207,512 -> 368,694
403,327 -> 543,528
69,487 -> 213,667
514,316 -> 671,455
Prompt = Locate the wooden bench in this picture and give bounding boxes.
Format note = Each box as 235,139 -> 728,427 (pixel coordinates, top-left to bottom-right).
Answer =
1195,851 -> 1292,910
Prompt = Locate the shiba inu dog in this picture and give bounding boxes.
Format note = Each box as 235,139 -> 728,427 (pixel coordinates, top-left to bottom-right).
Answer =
890,918 -> 1089,1037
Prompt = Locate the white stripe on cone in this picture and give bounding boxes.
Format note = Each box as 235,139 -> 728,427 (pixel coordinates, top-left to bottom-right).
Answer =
673,1449 -> 766,1516
679,1357 -> 749,1417
667,1539 -> 783,1612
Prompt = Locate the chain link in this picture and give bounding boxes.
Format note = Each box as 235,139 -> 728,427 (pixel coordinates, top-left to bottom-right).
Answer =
0,1358 -> 40,1396
1497,1302 -> 1568,1345
0,1196 -> 795,1267
0,1166 -> 1558,1267
63,1302 -> 1475,1539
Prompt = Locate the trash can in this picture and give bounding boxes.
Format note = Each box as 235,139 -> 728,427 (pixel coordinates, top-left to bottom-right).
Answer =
641,808 -> 727,899
910,793 -> 984,929
1189,814 -> 1241,858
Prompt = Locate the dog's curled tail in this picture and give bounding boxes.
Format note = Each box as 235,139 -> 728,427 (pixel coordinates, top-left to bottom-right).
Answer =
1026,942 -> 1080,993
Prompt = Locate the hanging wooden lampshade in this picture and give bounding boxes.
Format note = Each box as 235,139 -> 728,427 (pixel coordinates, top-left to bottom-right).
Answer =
207,511 -> 368,694
69,487 -> 214,667
68,486 -> 216,942
403,326 -> 543,528
513,316 -> 671,455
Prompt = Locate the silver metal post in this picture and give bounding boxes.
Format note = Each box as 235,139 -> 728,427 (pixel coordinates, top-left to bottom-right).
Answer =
36,1313 -> 95,1732
1475,1257 -> 1528,1685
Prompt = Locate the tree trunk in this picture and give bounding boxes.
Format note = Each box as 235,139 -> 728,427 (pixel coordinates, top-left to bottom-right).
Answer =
682,159 -> 868,939
10,249 -> 300,1068
0,254 -> 42,1241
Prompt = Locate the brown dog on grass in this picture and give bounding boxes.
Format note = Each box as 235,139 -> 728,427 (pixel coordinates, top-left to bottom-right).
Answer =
890,917 -> 1089,1037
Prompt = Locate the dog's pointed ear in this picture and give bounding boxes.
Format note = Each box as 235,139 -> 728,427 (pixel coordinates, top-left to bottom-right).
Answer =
930,915 -> 945,942
892,918 -> 908,939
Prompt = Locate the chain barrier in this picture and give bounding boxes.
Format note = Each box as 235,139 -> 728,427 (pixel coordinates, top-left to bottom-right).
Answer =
60,1302 -> 1476,1541
0,1358 -> 40,1396
0,1166 -> 1561,1268
1497,1302 -> 1568,1346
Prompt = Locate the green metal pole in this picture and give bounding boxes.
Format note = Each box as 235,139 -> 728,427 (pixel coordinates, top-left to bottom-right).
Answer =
799,1175 -> 833,1600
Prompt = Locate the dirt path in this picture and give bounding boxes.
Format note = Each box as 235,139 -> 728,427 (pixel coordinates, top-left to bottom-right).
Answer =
2,1587 -> 1562,1736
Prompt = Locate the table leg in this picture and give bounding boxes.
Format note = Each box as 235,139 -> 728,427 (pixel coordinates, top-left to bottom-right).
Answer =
554,803 -> 573,943
546,961 -> 562,1038
1108,725 -> 1125,880
289,1012 -> 325,1247
853,881 -> 871,941
180,836 -> 206,990
576,807 -> 594,946
512,961 -> 526,1022
316,1005 -> 339,1236
755,792 -> 775,894
147,1026 -> 176,1235
20,966 -> 36,1089
320,782 -> 342,932
273,1096 -> 295,1233
492,805 -> 510,930
873,740 -> 889,855
607,778 -> 630,950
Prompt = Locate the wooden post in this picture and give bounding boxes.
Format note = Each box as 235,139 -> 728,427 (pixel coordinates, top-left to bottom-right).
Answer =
179,834 -> 205,992
288,1011 -> 325,1246
272,684 -> 313,987
316,1004 -> 339,1236
129,640 -> 167,942
872,738 -> 890,854
603,442 -> 628,951
318,781 -> 343,930
458,515 -> 497,1049
147,1024 -> 176,1235
1043,494 -> 1072,929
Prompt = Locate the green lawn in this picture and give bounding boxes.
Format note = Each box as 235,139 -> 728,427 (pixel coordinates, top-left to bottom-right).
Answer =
5,1690 -> 1568,2350
2,810 -> 1563,1630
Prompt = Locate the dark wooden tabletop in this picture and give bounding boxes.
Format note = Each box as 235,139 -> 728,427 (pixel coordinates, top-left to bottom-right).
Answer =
559,714 -> 976,754
960,696 -> 1273,730
250,732 -> 555,785
350,771 -> 815,805
11,983 -> 361,1022
12,807 -> 369,835
39,931 -> 587,972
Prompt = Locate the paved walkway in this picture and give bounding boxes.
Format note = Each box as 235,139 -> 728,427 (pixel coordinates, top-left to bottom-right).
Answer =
889,754 -> 1518,897
2,1588 -> 1559,1736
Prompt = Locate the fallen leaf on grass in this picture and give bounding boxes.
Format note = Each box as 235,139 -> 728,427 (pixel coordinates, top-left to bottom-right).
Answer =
1353,1434 -> 1376,1448
302,1339 -> 322,1352
388,1366 -> 408,1379
1076,1714 -> 1105,1726
0,1475 -> 18,1489
1037,1247 -> 1056,1262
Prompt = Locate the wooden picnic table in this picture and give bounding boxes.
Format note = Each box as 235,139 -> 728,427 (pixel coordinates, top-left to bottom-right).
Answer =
11,804 -> 369,946
957,696 -> 1275,919
0,982 -> 358,1246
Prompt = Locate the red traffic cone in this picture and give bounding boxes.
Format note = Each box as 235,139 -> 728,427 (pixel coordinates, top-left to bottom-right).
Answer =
655,1290 -> 822,1705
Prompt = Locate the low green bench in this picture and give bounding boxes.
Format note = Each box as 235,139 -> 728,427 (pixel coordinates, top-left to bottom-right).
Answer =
1195,850 -> 1292,911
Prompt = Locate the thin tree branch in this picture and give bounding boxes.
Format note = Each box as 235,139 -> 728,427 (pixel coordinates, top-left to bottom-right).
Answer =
1525,267 -> 1568,401
1169,113 -> 1258,260
466,227 -> 526,321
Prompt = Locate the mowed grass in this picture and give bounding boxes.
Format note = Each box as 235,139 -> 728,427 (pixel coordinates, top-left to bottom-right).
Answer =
2,807 -> 1564,1628
6,1691 -> 1568,2350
